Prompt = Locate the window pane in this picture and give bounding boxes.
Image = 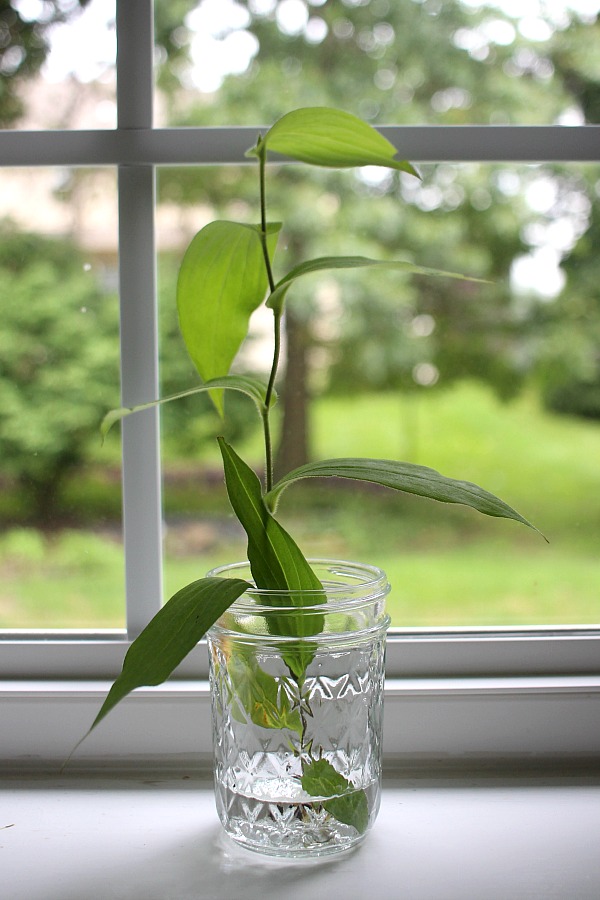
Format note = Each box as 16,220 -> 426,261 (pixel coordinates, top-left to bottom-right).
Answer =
155,0 -> 598,127
157,161 -> 600,627
2,0 -> 116,130
0,167 -> 124,629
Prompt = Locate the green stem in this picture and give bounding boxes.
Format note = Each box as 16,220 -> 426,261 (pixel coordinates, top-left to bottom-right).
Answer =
262,310 -> 282,492
258,141 -> 277,295
257,139 -> 281,492
262,407 -> 274,494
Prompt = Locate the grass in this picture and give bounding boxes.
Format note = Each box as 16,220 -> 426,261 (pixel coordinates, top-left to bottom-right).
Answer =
1,381 -> 599,628
311,384 -> 600,536
0,528 -> 125,628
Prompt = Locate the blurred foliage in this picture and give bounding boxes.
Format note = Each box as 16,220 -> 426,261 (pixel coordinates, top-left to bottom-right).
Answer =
154,0 -> 199,96
0,0 -> 91,125
154,0 -> 599,458
535,170 -> 600,419
164,0 -> 591,126
0,0 -> 599,524
0,231 -> 260,522
0,221 -> 119,519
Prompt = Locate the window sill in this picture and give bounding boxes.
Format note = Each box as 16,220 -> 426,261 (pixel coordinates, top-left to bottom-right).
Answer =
2,675 -> 600,770
2,769 -> 600,900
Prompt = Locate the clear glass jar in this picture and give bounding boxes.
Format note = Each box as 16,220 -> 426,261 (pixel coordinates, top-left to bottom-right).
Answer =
206,559 -> 391,857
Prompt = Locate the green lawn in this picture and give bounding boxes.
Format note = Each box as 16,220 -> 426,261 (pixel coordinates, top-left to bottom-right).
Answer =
1,382 -> 599,628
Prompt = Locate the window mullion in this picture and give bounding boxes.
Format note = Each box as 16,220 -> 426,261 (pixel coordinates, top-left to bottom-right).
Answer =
116,0 -> 162,638
117,166 -> 162,638
1,126 -> 598,167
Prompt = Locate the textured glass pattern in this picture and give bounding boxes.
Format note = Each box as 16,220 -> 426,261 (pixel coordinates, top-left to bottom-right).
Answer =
207,560 -> 389,857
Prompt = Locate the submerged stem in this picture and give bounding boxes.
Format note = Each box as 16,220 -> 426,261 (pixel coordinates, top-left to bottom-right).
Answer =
291,672 -> 312,770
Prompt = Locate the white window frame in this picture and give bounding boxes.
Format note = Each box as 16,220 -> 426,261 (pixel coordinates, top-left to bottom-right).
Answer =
1,0 -> 599,769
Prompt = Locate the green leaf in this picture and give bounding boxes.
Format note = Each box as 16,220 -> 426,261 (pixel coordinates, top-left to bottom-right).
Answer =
218,438 -> 323,598
218,437 -> 324,677
266,458 -> 545,537
100,375 -> 275,440
301,758 -> 369,835
176,220 -> 280,414
267,255 -> 488,313
88,576 -> 250,733
323,789 -> 370,836
226,651 -> 303,736
258,107 -> 419,177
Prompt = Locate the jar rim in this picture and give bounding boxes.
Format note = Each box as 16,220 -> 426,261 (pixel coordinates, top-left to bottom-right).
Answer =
206,558 -> 389,611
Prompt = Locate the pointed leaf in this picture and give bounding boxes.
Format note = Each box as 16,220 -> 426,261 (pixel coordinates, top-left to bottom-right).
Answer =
218,438 -> 323,597
277,255 -> 489,288
218,437 -> 324,676
267,255 -> 488,313
301,758 -> 369,834
100,375 -> 275,440
259,107 -> 419,177
176,221 -> 280,414
266,458 -> 544,537
89,576 -> 250,732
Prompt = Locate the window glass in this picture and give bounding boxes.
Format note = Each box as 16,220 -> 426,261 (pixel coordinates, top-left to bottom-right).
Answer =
0,167 -> 124,629
157,160 -> 600,627
2,0 -> 116,131
155,0 -> 599,127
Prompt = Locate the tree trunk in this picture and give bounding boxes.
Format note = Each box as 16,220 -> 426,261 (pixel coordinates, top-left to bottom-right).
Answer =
22,471 -> 65,527
274,308 -> 311,481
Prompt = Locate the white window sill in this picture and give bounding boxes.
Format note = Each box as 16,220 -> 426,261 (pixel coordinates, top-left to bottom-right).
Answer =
2,769 -> 599,900
2,676 -> 600,768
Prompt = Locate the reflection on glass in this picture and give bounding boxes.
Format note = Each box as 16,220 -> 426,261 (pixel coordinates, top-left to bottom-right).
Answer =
154,0 -> 598,126
0,168 -> 124,628
157,162 -> 600,627
1,0 -> 116,131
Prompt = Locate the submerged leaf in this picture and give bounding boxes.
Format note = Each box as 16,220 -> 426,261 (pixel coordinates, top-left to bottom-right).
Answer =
226,652 -> 303,736
258,107 -> 418,177
266,457 -> 544,537
176,221 -> 280,414
302,758 -> 369,835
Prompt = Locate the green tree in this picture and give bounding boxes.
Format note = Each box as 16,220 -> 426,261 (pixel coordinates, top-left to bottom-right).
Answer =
534,13 -> 600,418
157,1 -> 597,470
0,224 -> 120,521
0,0 -> 198,126
535,173 -> 600,419
0,0 -> 91,126
0,2 -> 259,516
550,12 -> 600,123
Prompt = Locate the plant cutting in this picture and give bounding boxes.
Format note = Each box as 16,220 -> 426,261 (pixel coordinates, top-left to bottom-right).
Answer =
85,108 -> 541,856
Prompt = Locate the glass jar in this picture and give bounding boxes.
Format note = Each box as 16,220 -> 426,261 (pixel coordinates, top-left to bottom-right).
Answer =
206,559 -> 391,857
